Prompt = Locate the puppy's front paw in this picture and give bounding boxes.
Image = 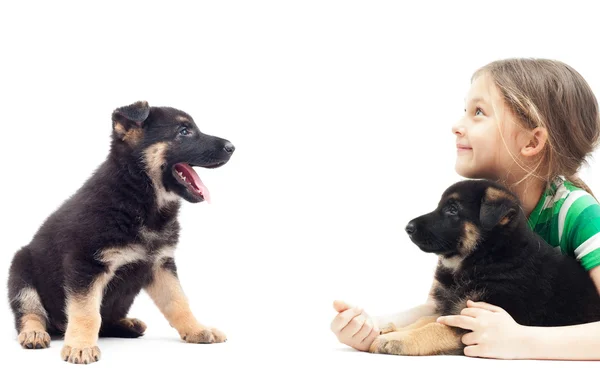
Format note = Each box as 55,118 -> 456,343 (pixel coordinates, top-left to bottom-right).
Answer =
182,327 -> 227,344
369,334 -> 404,355
61,345 -> 101,364
18,330 -> 50,349
379,323 -> 397,335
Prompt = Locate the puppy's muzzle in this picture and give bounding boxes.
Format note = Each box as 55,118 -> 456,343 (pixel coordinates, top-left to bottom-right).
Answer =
223,141 -> 235,154
405,222 -> 416,236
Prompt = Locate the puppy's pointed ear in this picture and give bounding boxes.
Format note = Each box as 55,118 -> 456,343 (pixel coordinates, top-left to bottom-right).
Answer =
112,101 -> 150,144
112,101 -> 150,126
480,187 -> 518,230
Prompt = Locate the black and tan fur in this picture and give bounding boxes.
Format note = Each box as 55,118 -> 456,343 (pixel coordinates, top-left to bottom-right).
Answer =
7,101 -> 235,364
370,179 -> 600,356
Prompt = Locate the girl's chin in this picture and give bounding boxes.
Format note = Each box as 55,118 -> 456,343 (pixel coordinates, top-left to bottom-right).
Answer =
455,163 -> 481,179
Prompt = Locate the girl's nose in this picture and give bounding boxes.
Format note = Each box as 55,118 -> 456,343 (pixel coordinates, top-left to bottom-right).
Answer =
452,121 -> 465,136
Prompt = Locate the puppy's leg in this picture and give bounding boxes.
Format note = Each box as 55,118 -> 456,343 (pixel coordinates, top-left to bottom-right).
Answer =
61,270 -> 113,364
17,313 -> 50,349
391,315 -> 440,333
8,248 -> 51,349
99,293 -> 147,338
11,293 -> 51,349
375,304 -> 438,334
145,259 -> 226,343
375,279 -> 439,334
99,318 -> 147,338
370,318 -> 465,356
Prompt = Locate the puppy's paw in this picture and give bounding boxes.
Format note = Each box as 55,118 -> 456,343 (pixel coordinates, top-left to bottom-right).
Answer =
61,345 -> 101,364
379,323 -> 397,335
369,334 -> 404,355
18,330 -> 50,349
182,327 -> 227,344
369,335 -> 384,353
119,318 -> 147,335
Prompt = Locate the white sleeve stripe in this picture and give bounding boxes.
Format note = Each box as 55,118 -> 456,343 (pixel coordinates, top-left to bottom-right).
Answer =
574,233 -> 600,260
558,190 -> 588,244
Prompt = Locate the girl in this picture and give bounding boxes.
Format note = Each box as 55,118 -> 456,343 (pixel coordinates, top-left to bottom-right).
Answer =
330,58 -> 600,360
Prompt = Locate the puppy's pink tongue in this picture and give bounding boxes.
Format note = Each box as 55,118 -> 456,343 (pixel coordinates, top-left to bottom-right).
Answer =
192,174 -> 211,204
175,163 -> 211,203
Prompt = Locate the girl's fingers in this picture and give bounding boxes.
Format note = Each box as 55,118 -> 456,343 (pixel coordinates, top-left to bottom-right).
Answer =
354,317 -> 373,343
461,331 -> 478,346
436,315 -> 478,330
339,315 -> 366,338
460,307 -> 492,318
331,307 -> 363,333
464,345 -> 483,357
466,300 -> 505,313
333,300 -> 351,313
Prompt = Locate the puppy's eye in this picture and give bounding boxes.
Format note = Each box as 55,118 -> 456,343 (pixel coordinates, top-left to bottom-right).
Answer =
446,204 -> 459,215
179,127 -> 191,136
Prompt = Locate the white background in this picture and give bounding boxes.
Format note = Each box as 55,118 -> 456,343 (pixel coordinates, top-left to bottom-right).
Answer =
1,1 -> 599,370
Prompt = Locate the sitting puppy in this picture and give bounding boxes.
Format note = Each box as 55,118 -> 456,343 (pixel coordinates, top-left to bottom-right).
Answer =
370,179 -> 600,356
8,101 -> 235,364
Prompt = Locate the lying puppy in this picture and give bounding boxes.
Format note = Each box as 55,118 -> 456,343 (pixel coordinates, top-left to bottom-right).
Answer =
8,101 -> 235,364
370,179 -> 600,356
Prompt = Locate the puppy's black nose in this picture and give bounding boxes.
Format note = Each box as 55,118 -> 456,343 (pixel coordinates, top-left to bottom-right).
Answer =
224,142 -> 235,154
405,222 -> 416,235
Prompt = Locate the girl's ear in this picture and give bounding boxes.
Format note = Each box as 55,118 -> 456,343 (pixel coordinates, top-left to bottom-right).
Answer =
521,127 -> 548,157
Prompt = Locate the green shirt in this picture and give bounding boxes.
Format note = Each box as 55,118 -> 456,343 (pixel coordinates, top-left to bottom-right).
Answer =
527,176 -> 600,271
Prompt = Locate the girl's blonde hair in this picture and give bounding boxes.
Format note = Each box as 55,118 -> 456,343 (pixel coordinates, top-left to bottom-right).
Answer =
473,58 -> 600,197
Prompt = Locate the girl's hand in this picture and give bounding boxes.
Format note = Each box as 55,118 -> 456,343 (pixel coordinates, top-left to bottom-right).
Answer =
436,300 -> 530,359
330,300 -> 380,352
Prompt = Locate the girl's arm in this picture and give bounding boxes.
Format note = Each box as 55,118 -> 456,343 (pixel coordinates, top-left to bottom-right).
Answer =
517,268 -> 600,360
374,279 -> 438,331
437,266 -> 600,360
373,301 -> 437,331
331,279 -> 439,351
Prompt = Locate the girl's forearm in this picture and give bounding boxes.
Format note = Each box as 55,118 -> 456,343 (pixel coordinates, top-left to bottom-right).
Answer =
523,321 -> 600,360
373,302 -> 437,330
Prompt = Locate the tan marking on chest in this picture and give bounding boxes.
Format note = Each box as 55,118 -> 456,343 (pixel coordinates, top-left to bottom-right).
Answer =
439,255 -> 462,271
154,245 -> 176,266
96,244 -> 147,272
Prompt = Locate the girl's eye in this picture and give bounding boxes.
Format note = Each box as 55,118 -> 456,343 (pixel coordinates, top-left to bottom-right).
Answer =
179,127 -> 191,136
475,107 -> 484,116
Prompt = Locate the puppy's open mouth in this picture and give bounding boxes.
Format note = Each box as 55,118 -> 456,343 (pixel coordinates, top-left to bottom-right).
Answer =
173,163 -> 210,203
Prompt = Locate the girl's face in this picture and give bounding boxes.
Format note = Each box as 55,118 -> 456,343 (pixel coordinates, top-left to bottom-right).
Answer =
452,74 -> 529,182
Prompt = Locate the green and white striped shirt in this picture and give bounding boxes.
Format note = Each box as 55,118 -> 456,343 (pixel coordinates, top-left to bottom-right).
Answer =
527,176 -> 600,271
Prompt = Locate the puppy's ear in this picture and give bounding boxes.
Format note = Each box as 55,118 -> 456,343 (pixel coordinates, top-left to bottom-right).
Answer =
112,101 -> 150,126
112,101 -> 150,143
479,188 -> 518,230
